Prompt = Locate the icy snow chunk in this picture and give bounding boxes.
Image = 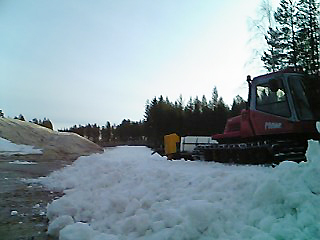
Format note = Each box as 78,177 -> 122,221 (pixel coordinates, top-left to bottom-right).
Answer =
302,166 -> 320,194
124,198 -> 141,217
121,213 -> 151,236
47,215 -> 74,237
160,208 -> 182,228
276,160 -> 299,171
248,208 -> 265,226
10,210 -> 18,216
257,215 -> 277,232
47,197 -> 77,220
297,204 -> 316,228
270,223 -> 304,240
252,179 -> 285,206
285,192 -> 310,210
92,233 -> 118,240
59,222 -> 96,240
109,196 -> 128,214
151,220 -> 165,232
182,200 -> 216,233
240,226 -> 275,240
33,203 -> 40,208
306,140 -> 320,163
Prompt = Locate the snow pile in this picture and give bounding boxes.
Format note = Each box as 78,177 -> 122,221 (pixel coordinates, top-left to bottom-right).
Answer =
0,137 -> 42,156
35,142 -> 320,240
0,118 -> 103,160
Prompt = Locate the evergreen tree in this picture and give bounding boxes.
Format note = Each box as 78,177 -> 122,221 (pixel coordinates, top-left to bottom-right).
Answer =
16,114 -> 25,121
78,125 -> 85,137
261,0 -> 320,72
32,118 -> 39,124
42,118 -> 53,130
144,97 -> 158,145
193,96 -> 201,114
297,0 -> 320,73
177,94 -> 184,109
192,96 -> 202,134
185,97 -> 194,112
230,95 -> 247,117
85,124 -> 93,141
261,27 -> 287,71
214,98 -> 230,133
201,95 -> 208,110
209,87 -> 218,110
144,96 -> 177,146
101,121 -> 112,143
91,124 -> 100,143
274,0 -> 300,67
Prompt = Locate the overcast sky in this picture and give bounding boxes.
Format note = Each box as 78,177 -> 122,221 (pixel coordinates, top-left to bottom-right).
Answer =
1,0 -> 279,130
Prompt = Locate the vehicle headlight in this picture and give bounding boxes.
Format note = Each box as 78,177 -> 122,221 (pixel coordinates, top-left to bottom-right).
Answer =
317,121 -> 320,133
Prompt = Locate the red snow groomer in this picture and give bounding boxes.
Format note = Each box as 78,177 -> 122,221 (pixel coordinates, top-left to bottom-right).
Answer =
193,68 -> 320,164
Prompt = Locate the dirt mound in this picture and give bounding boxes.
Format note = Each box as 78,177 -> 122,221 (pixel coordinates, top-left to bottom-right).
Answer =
0,118 -> 103,161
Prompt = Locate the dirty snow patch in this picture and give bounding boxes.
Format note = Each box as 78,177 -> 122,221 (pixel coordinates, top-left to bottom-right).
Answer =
9,160 -> 37,165
0,137 -> 42,156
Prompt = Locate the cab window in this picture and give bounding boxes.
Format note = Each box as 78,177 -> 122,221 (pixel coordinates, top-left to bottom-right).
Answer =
256,80 -> 291,117
289,76 -> 313,120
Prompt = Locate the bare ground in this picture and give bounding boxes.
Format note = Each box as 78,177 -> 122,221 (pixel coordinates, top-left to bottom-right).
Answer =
0,157 -> 67,240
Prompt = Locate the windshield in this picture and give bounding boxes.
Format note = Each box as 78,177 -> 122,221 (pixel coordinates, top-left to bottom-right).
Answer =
289,75 -> 320,120
256,79 -> 291,118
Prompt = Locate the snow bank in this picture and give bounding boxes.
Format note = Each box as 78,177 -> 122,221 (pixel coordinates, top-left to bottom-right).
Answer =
0,137 -> 42,156
35,142 -> 320,240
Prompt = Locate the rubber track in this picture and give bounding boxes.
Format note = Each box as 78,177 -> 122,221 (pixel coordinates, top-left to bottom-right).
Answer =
192,139 -> 307,164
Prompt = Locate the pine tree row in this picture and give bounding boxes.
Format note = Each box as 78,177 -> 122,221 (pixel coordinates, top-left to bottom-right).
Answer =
144,90 -> 246,148
60,120 -> 145,146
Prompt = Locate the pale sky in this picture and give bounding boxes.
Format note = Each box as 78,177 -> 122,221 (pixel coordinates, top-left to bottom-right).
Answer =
1,0 -> 276,130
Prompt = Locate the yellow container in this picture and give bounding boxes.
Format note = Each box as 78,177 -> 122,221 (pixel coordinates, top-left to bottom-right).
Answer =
164,133 -> 180,155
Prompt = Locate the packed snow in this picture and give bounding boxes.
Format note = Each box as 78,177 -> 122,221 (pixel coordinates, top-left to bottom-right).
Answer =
33,141 -> 320,240
0,137 -> 42,156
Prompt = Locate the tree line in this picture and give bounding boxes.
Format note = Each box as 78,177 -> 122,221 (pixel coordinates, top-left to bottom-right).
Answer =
261,0 -> 320,73
12,113 -> 53,130
59,120 -> 145,146
60,87 -> 246,148
144,89 -> 246,147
